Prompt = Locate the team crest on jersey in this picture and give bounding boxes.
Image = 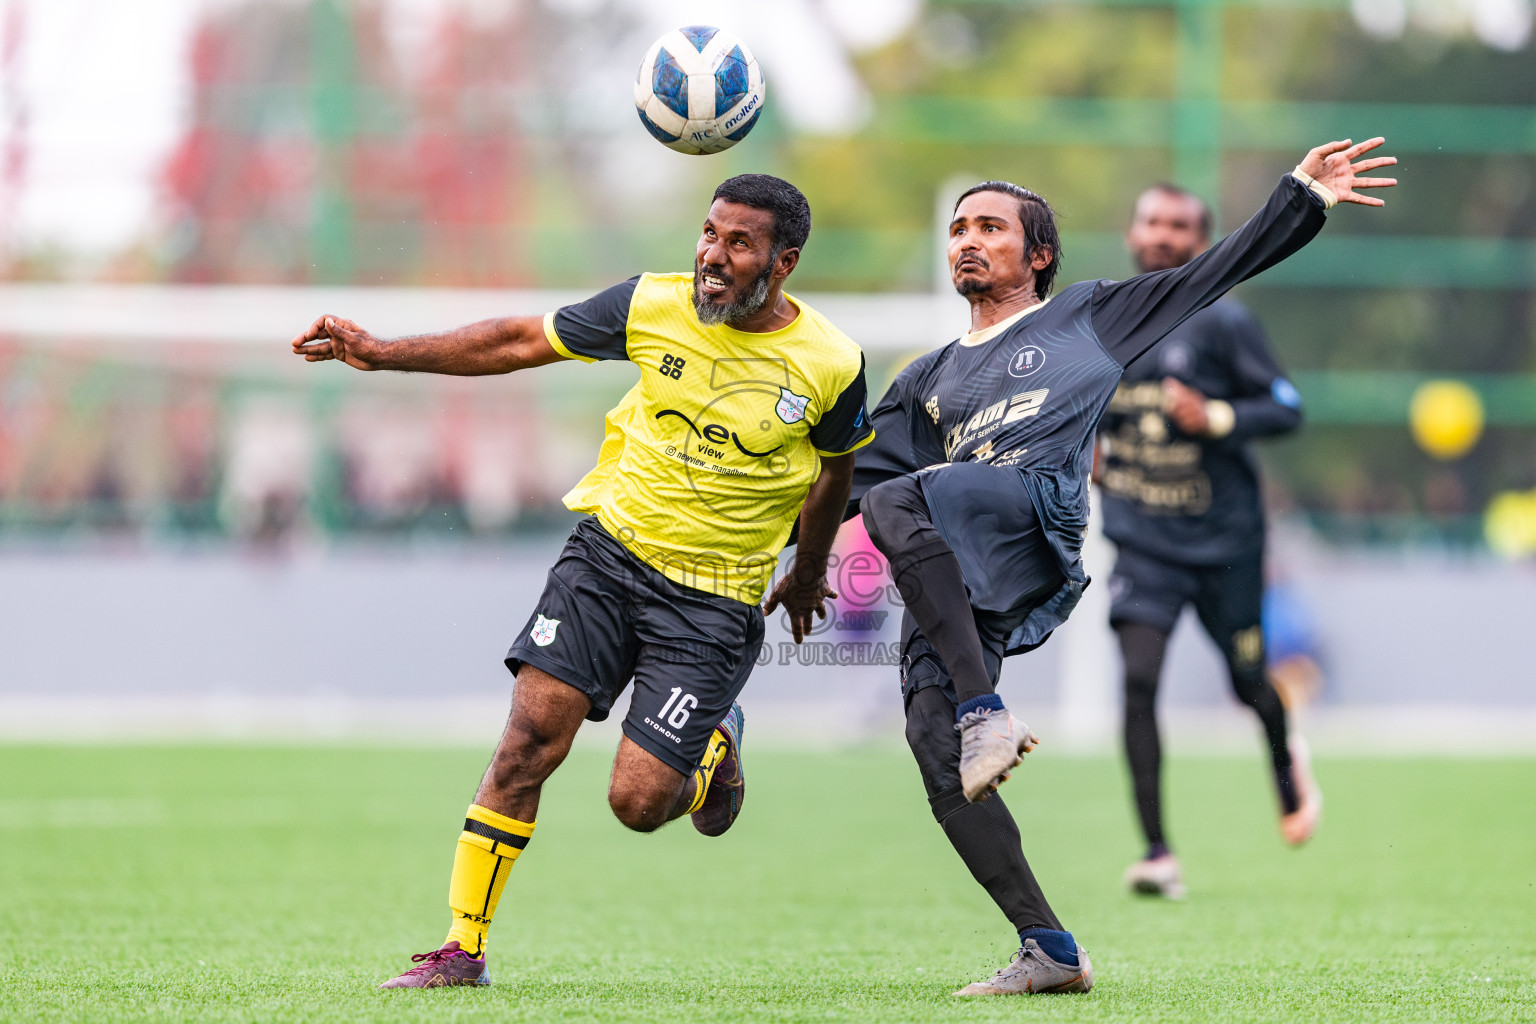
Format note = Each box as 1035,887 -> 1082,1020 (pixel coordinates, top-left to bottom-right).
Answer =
529,614 -> 560,647
1009,345 -> 1046,378
776,388 -> 810,424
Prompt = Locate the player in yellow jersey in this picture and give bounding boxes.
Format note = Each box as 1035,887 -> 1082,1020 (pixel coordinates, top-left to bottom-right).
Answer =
289,175 -> 873,989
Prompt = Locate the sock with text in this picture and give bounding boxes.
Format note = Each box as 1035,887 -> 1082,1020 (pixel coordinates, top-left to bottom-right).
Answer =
445,804 -> 535,957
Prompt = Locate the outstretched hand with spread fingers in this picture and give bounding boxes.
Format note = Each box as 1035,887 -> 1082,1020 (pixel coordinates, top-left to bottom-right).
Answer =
1296,137 -> 1398,207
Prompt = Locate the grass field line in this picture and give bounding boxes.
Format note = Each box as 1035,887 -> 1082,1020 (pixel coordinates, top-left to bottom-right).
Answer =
5,694 -> 1536,755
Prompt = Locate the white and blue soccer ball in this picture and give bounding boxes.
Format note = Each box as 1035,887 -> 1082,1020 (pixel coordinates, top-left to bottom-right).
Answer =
633,25 -> 765,155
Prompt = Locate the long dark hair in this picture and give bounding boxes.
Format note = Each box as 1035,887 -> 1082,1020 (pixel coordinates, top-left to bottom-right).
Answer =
953,181 -> 1062,298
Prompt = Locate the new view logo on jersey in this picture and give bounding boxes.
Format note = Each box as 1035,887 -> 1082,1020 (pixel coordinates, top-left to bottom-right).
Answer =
656,407 -> 781,458
652,357 -> 802,464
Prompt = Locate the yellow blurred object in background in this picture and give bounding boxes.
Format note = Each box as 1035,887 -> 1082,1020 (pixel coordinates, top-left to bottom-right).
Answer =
1484,489 -> 1536,559
1409,380 -> 1485,460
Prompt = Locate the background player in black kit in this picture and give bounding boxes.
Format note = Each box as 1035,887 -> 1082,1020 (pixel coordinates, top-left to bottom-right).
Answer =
1099,184 -> 1318,903
844,139 -> 1397,996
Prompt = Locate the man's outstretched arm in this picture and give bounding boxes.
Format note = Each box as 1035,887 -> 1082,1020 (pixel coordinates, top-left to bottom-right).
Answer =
1093,137 -> 1399,369
291,314 -> 565,375
765,453 -> 855,643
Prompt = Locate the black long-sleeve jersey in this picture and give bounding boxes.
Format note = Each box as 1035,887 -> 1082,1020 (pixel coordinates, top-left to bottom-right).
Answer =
848,174 -> 1328,652
1099,299 -> 1302,566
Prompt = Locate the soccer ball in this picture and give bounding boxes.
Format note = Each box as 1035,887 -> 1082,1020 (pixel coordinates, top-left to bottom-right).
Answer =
634,25 -> 765,155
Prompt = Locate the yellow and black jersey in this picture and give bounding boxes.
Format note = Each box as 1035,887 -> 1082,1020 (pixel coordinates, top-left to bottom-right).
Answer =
544,271 -> 874,604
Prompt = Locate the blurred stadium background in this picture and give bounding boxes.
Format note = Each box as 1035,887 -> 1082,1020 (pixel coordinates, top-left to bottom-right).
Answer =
0,0 -> 1533,751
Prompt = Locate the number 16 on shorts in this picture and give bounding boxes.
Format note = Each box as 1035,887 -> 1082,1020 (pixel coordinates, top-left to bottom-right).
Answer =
644,687 -> 696,747
658,687 -> 696,728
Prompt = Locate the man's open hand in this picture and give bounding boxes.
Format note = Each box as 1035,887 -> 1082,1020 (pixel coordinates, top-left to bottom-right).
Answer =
291,315 -> 383,370
763,566 -> 837,644
1297,137 -> 1398,207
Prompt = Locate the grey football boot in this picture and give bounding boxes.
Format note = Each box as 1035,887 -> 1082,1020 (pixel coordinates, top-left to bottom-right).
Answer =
957,708 -> 1040,802
953,939 -> 1094,996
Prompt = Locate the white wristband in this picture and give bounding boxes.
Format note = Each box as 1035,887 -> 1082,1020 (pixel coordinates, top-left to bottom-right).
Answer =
1291,167 -> 1339,210
1204,399 -> 1236,438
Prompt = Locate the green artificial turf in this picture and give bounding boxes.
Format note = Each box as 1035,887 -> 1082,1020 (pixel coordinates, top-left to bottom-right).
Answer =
0,745 -> 1532,1023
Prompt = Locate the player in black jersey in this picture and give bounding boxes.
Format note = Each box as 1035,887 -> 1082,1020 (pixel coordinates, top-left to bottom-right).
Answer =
842,138 -> 1396,996
1100,184 -> 1317,903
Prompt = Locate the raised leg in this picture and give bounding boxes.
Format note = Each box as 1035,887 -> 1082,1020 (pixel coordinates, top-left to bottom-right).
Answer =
1189,561 -> 1298,817
862,475 -> 995,703
606,735 -> 694,832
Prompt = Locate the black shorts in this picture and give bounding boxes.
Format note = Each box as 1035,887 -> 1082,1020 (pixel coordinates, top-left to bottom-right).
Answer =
919,463 -> 1063,616
505,517 -> 766,775
1108,546 -> 1265,668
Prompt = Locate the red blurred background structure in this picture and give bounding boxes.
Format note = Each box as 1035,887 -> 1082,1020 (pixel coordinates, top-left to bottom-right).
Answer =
163,0 -> 532,287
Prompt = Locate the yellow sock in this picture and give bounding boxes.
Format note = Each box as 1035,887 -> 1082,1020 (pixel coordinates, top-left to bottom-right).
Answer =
445,804 -> 534,957
684,727 -> 730,815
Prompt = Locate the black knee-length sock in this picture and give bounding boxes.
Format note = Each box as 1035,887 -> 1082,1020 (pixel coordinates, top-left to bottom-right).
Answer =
905,683 -> 1061,931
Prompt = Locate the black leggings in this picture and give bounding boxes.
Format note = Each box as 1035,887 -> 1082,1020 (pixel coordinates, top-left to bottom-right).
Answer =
905,683 -> 1062,932
1118,622 -> 1297,852
865,471 -> 1066,932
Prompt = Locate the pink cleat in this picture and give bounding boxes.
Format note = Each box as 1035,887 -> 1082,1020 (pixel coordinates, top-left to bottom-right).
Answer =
379,941 -> 491,989
692,703 -> 747,837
